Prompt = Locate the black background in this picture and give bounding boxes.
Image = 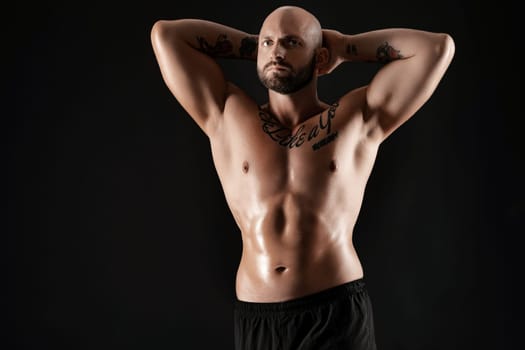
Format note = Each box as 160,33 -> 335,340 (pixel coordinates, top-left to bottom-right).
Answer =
7,1 -> 521,349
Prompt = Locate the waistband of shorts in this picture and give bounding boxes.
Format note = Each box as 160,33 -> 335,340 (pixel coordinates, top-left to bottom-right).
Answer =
234,278 -> 366,314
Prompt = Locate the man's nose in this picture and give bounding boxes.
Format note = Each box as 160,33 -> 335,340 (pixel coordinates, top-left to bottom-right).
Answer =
271,43 -> 286,61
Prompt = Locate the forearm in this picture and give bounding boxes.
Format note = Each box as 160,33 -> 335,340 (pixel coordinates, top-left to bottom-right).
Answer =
334,28 -> 452,64
154,19 -> 258,60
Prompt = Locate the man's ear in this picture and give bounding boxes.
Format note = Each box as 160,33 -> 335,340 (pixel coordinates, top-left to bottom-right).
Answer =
315,47 -> 329,73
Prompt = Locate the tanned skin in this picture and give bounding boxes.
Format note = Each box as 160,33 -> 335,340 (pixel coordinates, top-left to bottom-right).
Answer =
151,6 -> 455,302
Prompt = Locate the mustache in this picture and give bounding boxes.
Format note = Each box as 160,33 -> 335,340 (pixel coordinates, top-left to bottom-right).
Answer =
264,61 -> 293,70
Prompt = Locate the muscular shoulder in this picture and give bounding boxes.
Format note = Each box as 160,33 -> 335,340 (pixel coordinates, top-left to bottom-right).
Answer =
224,82 -> 257,108
337,85 -> 367,113
337,85 -> 383,143
207,82 -> 257,137
331,86 -> 367,130
207,82 -> 259,137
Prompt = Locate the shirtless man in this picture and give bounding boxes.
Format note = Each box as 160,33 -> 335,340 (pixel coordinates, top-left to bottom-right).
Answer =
150,5 -> 454,350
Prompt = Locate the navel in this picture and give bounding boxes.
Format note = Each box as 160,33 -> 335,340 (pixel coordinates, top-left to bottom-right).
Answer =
329,159 -> 337,172
275,266 -> 287,273
242,161 -> 249,173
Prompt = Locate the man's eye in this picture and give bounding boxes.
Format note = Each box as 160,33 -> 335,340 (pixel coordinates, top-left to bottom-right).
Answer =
262,40 -> 272,47
288,39 -> 299,46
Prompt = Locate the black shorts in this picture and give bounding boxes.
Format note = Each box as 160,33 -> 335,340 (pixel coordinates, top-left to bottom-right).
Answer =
233,278 -> 377,350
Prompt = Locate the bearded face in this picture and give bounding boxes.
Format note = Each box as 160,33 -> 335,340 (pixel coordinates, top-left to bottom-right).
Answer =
257,53 -> 317,95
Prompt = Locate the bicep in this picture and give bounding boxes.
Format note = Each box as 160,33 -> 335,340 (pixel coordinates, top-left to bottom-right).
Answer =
151,21 -> 227,135
366,34 -> 455,140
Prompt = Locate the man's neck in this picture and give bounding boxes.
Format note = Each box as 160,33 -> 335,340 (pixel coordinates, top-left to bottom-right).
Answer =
266,85 -> 327,128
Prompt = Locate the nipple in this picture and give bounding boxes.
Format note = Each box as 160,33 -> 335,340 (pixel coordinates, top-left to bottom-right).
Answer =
242,161 -> 249,173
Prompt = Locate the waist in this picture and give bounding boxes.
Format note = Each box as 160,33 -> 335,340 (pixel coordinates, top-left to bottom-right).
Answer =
235,243 -> 364,302
234,278 -> 367,314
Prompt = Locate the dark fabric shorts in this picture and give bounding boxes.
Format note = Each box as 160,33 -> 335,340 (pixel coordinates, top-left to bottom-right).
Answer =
233,278 -> 377,350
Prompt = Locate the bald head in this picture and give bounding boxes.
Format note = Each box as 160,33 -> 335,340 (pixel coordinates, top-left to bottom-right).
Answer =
260,6 -> 323,49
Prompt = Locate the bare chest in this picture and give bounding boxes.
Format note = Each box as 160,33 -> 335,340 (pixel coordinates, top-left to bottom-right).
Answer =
211,103 -> 369,197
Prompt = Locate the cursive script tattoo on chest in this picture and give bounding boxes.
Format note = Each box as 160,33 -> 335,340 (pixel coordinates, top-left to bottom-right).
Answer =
258,103 -> 339,150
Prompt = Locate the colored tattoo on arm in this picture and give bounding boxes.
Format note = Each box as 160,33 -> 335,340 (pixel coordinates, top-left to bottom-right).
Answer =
196,34 -> 234,57
376,41 -> 403,63
239,36 -> 258,58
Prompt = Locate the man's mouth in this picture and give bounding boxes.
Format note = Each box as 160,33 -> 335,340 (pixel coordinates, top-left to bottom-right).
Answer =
265,62 -> 292,72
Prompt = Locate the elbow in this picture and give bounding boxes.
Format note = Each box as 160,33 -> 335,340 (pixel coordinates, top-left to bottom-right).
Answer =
151,20 -> 174,42
150,20 -> 167,45
444,34 -> 456,61
436,33 -> 455,63
150,19 -> 186,44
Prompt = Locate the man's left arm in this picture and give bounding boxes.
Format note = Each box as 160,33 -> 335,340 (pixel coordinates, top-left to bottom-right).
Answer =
322,28 -> 455,141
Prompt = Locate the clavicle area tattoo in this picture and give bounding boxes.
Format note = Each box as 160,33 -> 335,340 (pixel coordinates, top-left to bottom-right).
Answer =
258,103 -> 339,151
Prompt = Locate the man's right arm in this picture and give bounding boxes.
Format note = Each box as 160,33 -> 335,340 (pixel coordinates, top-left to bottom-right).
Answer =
150,19 -> 258,136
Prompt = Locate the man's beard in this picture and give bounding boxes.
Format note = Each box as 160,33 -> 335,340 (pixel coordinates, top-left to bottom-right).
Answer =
257,54 -> 316,95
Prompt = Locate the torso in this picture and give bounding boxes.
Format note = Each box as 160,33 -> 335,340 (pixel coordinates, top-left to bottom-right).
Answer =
209,84 -> 381,302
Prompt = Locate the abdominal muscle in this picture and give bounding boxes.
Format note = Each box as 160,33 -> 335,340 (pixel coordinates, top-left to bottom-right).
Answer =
233,192 -> 364,303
